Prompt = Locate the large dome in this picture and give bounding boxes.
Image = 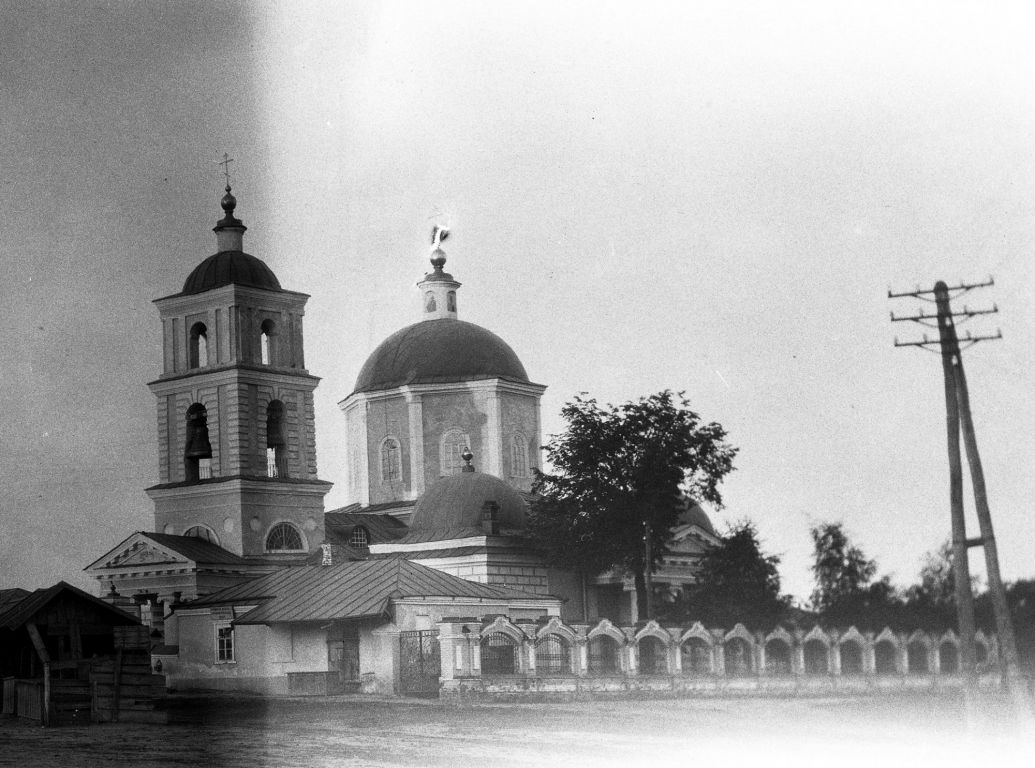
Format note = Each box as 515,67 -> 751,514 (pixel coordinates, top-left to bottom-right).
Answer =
405,471 -> 527,541
181,251 -> 282,295
353,319 -> 529,393
678,500 -> 715,536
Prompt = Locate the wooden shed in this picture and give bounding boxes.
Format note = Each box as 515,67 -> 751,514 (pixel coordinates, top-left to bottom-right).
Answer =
0,581 -> 167,725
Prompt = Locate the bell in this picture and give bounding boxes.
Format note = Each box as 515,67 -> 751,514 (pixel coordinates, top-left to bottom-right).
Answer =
184,424 -> 212,458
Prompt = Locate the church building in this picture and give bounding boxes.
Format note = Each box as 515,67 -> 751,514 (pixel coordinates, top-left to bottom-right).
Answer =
83,189 -> 718,694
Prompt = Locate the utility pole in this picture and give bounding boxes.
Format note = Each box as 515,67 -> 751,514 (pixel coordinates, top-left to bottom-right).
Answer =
890,278 -> 1031,718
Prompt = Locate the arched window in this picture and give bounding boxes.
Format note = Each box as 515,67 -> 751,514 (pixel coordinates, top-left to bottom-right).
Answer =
189,322 -> 208,369
266,400 -> 287,478
260,319 -> 275,365
939,642 -> 959,673
638,636 -> 668,675
184,403 -> 213,482
424,291 -> 436,312
535,635 -> 572,675
874,641 -> 897,675
349,527 -> 369,548
510,433 -> 529,478
803,640 -> 829,675
724,637 -> 753,676
440,429 -> 470,475
588,635 -> 620,675
975,641 -> 989,665
184,525 -> 219,545
681,638 -> 712,675
265,522 -> 304,552
380,437 -> 401,483
907,642 -> 929,674
764,639 -> 791,674
840,641 -> 864,675
481,633 -> 517,675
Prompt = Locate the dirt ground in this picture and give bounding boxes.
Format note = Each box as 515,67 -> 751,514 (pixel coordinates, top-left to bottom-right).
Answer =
0,691 -> 1029,768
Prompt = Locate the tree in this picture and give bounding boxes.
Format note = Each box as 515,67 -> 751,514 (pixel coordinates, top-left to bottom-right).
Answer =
809,522 -> 903,628
809,522 -> 878,613
684,520 -> 789,629
528,390 -> 737,621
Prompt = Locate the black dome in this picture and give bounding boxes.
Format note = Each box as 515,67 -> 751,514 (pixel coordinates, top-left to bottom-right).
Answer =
181,251 -> 281,295
353,319 -> 529,393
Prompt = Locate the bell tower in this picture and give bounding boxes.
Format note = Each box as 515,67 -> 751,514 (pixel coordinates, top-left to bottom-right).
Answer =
145,186 -> 331,560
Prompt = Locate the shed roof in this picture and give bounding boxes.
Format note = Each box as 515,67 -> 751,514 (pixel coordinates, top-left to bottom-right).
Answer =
190,560 -> 547,625
0,581 -> 138,630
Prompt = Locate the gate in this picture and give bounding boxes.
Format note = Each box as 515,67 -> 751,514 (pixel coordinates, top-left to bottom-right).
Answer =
398,630 -> 440,697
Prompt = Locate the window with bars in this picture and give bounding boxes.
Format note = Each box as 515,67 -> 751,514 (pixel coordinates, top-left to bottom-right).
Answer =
440,429 -> 469,475
535,635 -> 571,675
216,624 -> 235,663
184,525 -> 218,545
380,437 -> 401,483
588,636 -> 620,674
266,522 -> 304,552
510,433 -> 529,478
349,527 -> 368,548
480,633 -> 517,675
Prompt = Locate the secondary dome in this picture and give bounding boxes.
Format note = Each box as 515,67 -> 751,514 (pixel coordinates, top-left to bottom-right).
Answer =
181,251 -> 282,295
406,471 -> 527,540
678,500 -> 715,536
353,319 -> 529,393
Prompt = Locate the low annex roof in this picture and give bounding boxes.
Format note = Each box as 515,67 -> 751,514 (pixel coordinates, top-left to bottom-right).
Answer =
85,531 -> 252,572
324,511 -> 408,544
190,559 -> 547,625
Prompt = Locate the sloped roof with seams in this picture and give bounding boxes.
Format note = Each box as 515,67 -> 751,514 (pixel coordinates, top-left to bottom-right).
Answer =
85,531 -> 258,572
324,512 -> 408,544
189,559 -> 549,625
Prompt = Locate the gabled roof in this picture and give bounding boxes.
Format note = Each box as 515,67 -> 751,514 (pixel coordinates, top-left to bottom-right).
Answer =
0,588 -> 30,615
85,531 -> 250,571
190,560 -> 549,625
0,581 -> 138,630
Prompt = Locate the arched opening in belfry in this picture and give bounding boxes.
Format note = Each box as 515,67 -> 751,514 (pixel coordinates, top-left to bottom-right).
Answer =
266,400 -> 287,478
184,403 -> 213,482
189,322 -> 208,369
260,319 -> 275,365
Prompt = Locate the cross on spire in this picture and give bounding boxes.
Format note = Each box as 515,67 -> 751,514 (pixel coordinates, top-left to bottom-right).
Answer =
217,153 -> 235,188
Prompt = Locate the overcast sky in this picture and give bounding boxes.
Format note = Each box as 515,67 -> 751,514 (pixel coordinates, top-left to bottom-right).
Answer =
3,1 -> 1035,603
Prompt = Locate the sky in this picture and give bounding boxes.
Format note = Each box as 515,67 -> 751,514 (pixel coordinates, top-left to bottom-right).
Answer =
2,0 -> 1035,603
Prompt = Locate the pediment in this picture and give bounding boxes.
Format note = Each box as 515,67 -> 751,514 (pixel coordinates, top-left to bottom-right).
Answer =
86,532 -> 192,572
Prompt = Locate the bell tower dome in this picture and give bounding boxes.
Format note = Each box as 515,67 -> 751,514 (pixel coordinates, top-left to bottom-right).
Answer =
146,186 -> 331,560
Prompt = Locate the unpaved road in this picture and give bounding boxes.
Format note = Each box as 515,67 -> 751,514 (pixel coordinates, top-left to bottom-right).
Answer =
0,691 -> 1027,767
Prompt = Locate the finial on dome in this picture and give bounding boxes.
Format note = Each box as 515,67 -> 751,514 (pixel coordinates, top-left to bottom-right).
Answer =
430,225 -> 449,271
213,154 -> 246,250
461,447 -> 475,472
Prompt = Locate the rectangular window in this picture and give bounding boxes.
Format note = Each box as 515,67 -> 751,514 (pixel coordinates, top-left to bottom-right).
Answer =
216,624 -> 235,663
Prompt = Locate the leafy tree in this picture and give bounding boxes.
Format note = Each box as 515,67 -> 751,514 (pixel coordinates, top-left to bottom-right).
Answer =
902,541 -> 960,629
684,520 -> 789,629
528,390 -> 737,621
809,522 -> 904,628
810,522 -> 878,613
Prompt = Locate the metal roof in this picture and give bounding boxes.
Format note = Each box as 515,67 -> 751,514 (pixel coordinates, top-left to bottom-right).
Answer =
180,250 -> 281,295
352,319 -> 532,394
324,511 -> 408,544
190,560 -> 546,625
141,533 -> 252,566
